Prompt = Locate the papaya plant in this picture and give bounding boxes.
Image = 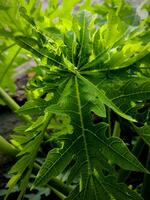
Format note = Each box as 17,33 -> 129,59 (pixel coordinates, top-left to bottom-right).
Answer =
0,0 -> 150,200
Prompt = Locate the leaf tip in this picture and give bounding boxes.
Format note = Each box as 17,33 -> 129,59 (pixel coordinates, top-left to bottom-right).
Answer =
30,184 -> 35,191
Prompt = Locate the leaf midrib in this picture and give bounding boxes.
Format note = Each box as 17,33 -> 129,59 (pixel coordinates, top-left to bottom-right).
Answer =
77,12 -> 86,68
75,76 -> 92,174
16,37 -> 65,67
112,90 -> 150,101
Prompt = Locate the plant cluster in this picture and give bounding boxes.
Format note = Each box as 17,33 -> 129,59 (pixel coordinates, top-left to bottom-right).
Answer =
0,0 -> 150,200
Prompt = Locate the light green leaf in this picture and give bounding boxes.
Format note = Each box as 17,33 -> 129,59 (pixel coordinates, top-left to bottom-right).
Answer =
3,3 -> 150,199
78,73 -> 136,121
18,99 -> 48,115
33,144 -> 74,187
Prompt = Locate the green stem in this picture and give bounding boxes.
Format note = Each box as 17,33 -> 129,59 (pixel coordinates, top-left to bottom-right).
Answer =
112,121 -> 120,138
0,48 -> 21,83
0,86 -> 20,111
142,149 -> 150,200
0,43 -> 16,54
0,135 -> 18,156
0,86 -> 30,122
107,108 -> 111,137
47,185 -> 66,200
